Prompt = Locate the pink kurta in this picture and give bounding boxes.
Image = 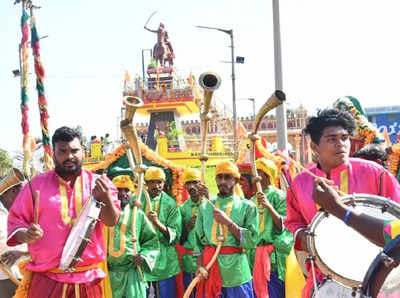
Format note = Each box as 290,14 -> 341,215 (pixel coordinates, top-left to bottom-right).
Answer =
7,169 -> 119,283
285,158 -> 400,235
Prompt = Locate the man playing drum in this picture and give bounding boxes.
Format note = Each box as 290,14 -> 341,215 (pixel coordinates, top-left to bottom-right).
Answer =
193,160 -> 258,298
7,126 -> 121,298
139,166 -> 182,298
284,108 -> 400,297
0,169 -> 27,297
107,174 -> 159,298
312,179 -> 400,297
180,168 -> 204,297
249,158 -> 293,298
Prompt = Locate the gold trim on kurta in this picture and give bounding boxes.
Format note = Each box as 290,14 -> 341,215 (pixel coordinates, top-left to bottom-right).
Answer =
211,199 -> 233,245
145,199 -> 160,230
256,200 -> 266,233
108,205 -> 131,257
58,175 -> 83,226
340,168 -> 349,194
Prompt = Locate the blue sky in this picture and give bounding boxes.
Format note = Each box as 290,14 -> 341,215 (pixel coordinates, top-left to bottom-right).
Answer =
2,0 -> 400,152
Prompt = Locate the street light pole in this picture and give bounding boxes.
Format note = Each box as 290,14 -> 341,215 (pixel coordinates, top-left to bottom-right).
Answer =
229,30 -> 238,160
196,26 -> 238,159
272,0 -> 288,151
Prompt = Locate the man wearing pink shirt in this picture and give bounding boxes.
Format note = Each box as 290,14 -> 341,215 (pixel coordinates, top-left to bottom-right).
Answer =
284,108 -> 400,297
7,126 -> 120,298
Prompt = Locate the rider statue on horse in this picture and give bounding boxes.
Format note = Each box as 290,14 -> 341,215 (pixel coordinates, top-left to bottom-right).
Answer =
144,22 -> 175,67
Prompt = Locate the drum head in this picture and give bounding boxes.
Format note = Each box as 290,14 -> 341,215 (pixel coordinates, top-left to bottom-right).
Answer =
308,194 -> 400,288
59,198 -> 98,270
377,266 -> 400,296
362,236 -> 400,297
313,279 -> 359,298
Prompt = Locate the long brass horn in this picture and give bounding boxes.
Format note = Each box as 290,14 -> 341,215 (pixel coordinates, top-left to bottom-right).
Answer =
120,95 -> 146,281
0,168 -> 25,196
198,72 -> 221,182
249,91 -> 286,206
183,74 -> 223,298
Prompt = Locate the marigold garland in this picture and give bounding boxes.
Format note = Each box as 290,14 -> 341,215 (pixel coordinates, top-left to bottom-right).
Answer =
88,143 -> 187,205
387,144 -> 400,177
334,97 -> 384,147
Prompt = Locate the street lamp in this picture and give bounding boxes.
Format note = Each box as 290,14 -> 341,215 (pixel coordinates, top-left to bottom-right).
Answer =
196,25 -> 239,159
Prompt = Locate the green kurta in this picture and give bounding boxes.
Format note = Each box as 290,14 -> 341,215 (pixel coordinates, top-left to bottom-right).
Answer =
179,197 -> 202,274
139,191 -> 182,281
193,194 -> 259,288
107,204 -> 159,298
249,186 -> 293,281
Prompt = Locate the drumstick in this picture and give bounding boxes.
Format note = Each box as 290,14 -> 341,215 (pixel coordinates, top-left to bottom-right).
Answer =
277,152 -> 347,197
34,190 -> 40,224
0,263 -> 20,286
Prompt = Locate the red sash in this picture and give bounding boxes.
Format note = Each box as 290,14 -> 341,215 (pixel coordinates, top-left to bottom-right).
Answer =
253,244 -> 275,298
196,246 -> 243,298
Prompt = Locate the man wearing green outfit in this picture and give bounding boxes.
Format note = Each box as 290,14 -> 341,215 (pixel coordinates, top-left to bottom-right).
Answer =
193,160 -> 259,298
107,174 -> 159,298
141,167 -> 182,298
180,168 -> 204,297
250,158 -> 293,298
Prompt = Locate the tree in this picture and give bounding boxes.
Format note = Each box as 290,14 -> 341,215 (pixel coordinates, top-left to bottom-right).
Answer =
0,149 -> 13,178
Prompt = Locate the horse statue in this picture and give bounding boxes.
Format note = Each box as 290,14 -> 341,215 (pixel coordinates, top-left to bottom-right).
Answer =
144,23 -> 175,67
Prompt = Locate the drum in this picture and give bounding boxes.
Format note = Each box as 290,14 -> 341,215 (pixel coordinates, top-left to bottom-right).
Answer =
361,235 -> 400,298
59,197 -> 104,271
307,194 -> 400,296
314,278 -> 360,298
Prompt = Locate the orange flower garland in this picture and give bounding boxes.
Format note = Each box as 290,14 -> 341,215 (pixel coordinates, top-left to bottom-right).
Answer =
334,97 -> 384,147
387,144 -> 400,177
88,143 -> 186,205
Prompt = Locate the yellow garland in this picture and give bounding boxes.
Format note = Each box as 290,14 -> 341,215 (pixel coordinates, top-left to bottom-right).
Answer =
388,144 -> 400,177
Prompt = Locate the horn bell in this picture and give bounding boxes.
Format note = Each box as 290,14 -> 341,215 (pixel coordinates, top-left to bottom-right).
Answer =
199,72 -> 221,92
123,96 -> 144,122
199,72 -> 221,114
0,168 -> 25,196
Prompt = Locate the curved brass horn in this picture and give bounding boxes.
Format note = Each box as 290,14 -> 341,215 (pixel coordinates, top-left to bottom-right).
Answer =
249,90 -> 286,210
123,96 -> 144,122
198,72 -> 221,182
120,95 -> 146,281
0,168 -> 25,196
183,74 -> 223,298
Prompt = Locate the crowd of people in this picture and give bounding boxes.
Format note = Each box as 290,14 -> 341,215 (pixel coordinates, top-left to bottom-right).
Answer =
86,134 -> 112,157
0,107 -> 399,298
